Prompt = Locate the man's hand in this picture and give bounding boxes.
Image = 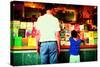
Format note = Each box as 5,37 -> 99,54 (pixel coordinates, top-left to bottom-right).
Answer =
35,30 -> 40,54
37,45 -> 40,54
57,45 -> 60,55
55,31 -> 61,55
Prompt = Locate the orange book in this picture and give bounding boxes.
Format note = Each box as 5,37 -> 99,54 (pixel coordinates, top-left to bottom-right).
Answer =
22,38 -> 28,46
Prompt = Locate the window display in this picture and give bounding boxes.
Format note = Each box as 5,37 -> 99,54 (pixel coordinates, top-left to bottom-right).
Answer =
10,1 -> 97,66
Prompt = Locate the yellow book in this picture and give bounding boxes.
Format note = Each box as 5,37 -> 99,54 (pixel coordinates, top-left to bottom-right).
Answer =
80,25 -> 84,30
26,22 -> 33,29
12,20 -> 20,29
20,22 -> 27,29
89,38 -> 94,45
28,37 -> 37,47
61,40 -> 65,46
89,31 -> 94,39
65,41 -> 70,46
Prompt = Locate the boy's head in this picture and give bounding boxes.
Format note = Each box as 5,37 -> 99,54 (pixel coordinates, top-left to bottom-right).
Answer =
71,30 -> 78,38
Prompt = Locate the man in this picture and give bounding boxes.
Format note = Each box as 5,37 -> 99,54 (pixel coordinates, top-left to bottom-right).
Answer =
35,4 -> 60,64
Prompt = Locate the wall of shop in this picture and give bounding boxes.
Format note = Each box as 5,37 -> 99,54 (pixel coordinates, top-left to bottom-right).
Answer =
11,48 -> 97,66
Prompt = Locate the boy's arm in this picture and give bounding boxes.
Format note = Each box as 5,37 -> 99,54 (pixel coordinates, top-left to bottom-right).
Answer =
77,33 -> 83,45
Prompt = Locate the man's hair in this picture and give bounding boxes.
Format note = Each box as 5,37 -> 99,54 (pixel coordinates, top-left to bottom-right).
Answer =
45,3 -> 55,10
71,30 -> 78,38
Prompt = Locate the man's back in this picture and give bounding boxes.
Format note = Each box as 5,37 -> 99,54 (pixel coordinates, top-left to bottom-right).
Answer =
35,14 -> 60,42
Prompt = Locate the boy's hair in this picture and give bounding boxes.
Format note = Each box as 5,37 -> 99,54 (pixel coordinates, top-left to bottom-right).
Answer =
71,30 -> 78,38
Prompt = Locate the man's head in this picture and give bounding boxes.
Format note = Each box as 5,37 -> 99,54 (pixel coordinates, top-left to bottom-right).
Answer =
45,3 -> 54,10
45,3 -> 58,15
71,30 -> 78,38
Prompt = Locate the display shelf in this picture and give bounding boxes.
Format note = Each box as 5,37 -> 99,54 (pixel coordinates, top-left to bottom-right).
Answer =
61,45 -> 97,49
11,46 -> 36,50
11,45 -> 97,50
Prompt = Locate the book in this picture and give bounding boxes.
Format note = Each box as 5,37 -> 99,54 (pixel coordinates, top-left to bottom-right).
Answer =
20,22 -> 27,29
28,37 -> 37,47
18,29 -> 26,37
14,36 -> 22,47
26,22 -> 34,30
22,38 -> 28,46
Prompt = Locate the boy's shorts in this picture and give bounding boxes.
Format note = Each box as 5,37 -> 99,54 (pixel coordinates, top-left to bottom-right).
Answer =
70,55 -> 80,63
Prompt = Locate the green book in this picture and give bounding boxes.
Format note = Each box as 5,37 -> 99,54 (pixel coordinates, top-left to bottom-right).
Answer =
94,38 -> 97,45
14,37 -> 22,47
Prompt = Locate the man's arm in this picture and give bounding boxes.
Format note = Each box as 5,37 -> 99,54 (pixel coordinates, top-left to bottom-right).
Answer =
55,31 -> 60,54
35,30 -> 40,54
34,17 -> 41,54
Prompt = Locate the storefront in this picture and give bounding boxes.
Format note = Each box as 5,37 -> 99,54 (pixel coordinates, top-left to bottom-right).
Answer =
10,1 -> 97,66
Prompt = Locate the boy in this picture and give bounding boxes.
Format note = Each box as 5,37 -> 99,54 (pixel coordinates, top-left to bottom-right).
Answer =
69,30 -> 82,63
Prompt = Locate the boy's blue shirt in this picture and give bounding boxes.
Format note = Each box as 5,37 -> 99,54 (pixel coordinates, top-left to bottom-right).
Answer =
69,37 -> 81,55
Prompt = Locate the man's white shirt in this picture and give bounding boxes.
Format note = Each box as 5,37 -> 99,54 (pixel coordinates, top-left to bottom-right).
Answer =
34,14 -> 60,42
